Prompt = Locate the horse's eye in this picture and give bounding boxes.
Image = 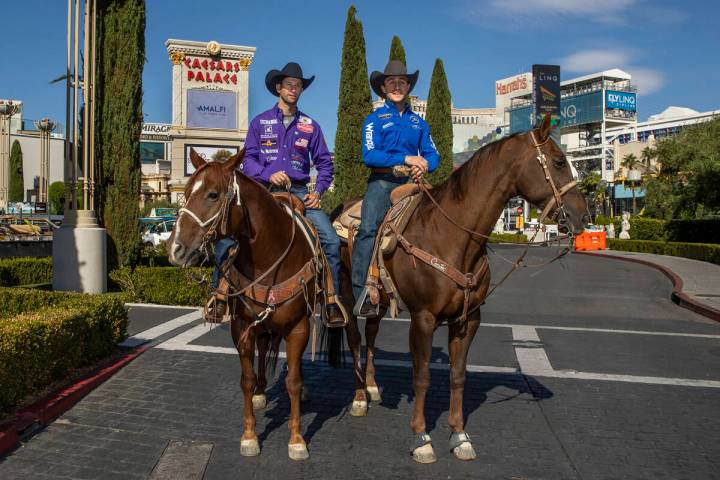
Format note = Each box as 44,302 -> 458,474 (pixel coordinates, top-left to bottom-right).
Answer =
207,192 -> 219,201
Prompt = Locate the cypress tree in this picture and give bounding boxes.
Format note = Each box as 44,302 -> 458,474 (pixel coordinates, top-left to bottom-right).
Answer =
425,58 -> 453,186
94,0 -> 145,267
9,140 -> 24,202
324,5 -> 372,212
388,35 -> 406,66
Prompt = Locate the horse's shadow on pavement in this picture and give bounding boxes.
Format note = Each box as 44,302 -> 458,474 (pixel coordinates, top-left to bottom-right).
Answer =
255,346 -> 553,444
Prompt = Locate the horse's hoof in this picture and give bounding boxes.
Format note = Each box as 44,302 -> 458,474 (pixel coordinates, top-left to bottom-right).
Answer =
240,438 -> 260,457
301,386 -> 310,402
349,400 -> 368,417
252,394 -> 266,410
366,385 -> 382,402
412,443 -> 437,464
452,442 -> 477,461
288,443 -> 309,461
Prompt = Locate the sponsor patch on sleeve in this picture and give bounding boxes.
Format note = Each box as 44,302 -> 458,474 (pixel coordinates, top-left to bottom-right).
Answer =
378,112 -> 392,119
382,122 -> 394,129
365,123 -> 374,149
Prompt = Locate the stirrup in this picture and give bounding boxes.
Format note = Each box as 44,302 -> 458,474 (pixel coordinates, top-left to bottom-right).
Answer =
324,297 -> 349,328
352,287 -> 380,318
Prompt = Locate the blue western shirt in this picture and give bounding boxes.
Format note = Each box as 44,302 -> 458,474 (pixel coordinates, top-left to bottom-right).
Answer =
242,105 -> 333,195
361,101 -> 440,171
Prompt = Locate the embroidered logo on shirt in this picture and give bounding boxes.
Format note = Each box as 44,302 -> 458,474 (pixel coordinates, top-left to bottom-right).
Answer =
298,116 -> 313,125
382,122 -> 394,129
294,138 -> 309,149
261,139 -> 277,147
260,119 -> 278,125
378,113 -> 392,119
410,116 -> 419,124
365,123 -> 374,149
297,123 -> 314,134
263,124 -> 274,135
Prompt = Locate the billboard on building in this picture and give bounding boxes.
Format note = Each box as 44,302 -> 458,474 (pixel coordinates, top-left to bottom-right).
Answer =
509,91 -> 604,133
140,142 -> 166,164
532,65 -> 561,128
184,144 -> 239,176
495,73 -> 532,124
605,90 -> 637,111
186,89 -> 237,129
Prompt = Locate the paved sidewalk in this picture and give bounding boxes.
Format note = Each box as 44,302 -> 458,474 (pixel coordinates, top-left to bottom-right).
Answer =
587,249 -> 720,314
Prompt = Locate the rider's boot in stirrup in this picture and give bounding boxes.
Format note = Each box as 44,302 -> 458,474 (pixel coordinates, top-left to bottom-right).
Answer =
204,279 -> 229,323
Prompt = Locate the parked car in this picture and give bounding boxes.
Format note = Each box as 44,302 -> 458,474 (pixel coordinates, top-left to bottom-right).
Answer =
584,224 -> 605,233
141,219 -> 175,247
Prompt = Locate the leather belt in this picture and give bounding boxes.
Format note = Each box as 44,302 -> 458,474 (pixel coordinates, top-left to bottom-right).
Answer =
370,168 -> 393,174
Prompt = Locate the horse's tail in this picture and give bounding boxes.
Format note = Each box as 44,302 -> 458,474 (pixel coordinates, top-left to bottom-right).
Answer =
263,331 -> 282,379
319,322 -> 345,368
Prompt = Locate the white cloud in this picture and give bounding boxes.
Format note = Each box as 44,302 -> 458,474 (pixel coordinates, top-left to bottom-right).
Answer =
562,50 -> 631,73
627,68 -> 664,95
486,0 -> 636,16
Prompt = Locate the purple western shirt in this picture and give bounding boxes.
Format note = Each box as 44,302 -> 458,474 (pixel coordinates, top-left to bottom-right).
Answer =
241,105 -> 333,195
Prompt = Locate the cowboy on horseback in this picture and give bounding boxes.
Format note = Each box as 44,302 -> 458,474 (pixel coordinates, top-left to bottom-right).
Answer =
208,62 -> 348,327
351,60 -> 440,317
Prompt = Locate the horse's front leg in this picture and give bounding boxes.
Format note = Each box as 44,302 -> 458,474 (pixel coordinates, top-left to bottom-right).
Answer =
252,332 -> 270,410
346,313 -> 369,416
364,315 -> 382,403
447,311 -> 481,461
285,316 -> 310,460
231,319 -> 260,456
409,310 -> 437,464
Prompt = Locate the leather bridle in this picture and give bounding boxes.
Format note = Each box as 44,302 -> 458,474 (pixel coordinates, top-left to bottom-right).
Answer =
529,130 -> 577,229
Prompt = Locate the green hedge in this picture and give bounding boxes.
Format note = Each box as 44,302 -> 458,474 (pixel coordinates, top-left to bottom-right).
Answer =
665,219 -> 720,244
490,233 -> 529,243
111,266 -> 211,306
0,257 -> 52,286
607,239 -> 720,265
0,289 -> 127,412
629,218 -> 666,241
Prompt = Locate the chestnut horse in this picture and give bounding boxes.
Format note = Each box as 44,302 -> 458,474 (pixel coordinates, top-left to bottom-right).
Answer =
167,149 -> 322,461
338,116 -> 589,463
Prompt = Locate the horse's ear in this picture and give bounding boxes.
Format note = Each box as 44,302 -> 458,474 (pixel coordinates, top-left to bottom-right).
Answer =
223,148 -> 245,172
189,148 -> 206,170
538,114 -> 554,143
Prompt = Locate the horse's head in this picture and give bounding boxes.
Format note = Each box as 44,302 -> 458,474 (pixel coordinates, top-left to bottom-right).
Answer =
514,115 -> 589,235
167,148 -> 244,266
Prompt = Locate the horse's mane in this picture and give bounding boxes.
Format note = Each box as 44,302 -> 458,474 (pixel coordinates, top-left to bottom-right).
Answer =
415,132 -> 523,217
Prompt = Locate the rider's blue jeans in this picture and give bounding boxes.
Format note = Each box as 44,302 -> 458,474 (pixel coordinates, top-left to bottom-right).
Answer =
212,184 -> 342,296
350,174 -> 405,300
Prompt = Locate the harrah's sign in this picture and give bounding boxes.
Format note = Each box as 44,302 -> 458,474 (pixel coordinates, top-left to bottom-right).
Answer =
496,76 -> 528,96
184,56 -> 239,85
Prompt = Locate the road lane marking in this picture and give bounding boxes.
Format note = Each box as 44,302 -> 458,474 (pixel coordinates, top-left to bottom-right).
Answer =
120,309 -> 202,347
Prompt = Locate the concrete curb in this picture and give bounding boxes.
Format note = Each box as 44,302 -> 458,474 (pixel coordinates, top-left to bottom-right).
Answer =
0,346 -> 149,457
577,251 -> 720,323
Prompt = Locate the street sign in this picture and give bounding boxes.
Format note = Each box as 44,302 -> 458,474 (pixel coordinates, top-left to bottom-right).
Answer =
35,202 -> 47,214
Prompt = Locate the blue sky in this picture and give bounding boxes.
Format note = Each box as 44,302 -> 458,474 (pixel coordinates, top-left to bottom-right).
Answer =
3,0 -> 719,149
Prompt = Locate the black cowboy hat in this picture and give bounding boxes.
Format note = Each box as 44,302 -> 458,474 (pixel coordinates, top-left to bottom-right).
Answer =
370,60 -> 419,99
265,62 -> 315,96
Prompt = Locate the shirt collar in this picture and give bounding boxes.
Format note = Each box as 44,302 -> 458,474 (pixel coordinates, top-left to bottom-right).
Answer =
272,104 -> 303,120
384,100 -> 412,115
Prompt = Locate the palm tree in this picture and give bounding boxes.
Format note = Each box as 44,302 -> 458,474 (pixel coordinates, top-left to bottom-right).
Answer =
621,153 -> 641,214
640,146 -> 660,179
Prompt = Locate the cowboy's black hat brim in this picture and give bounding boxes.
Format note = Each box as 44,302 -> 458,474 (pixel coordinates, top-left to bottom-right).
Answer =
370,69 -> 418,99
265,70 -> 315,96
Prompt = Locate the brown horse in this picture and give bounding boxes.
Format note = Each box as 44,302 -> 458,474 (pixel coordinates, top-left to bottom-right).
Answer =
338,116 -> 589,463
167,149 -> 321,461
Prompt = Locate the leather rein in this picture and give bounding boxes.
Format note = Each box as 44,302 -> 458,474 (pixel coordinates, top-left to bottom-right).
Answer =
387,131 -> 578,320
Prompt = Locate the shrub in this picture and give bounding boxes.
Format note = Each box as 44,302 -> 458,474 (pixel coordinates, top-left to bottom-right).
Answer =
0,289 -> 127,412
629,218 -> 666,241
110,266 -> 211,306
607,239 -> 720,265
490,233 -> 528,243
665,219 -> 720,244
0,257 -> 52,287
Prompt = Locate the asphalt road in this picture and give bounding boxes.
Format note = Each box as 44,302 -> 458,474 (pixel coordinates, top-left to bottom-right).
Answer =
2,246 -> 719,480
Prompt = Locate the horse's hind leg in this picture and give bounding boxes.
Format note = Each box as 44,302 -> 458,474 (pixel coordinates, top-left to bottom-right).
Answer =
253,332 -> 269,410
285,316 -> 310,460
346,313 -> 369,416
409,310 -> 437,464
231,320 -> 260,456
364,316 -> 382,402
447,311 -> 481,461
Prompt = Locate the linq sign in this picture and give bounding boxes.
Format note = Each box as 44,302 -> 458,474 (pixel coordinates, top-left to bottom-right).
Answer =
184,57 -> 239,85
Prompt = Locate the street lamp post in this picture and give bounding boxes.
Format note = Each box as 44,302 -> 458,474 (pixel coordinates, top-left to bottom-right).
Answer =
53,0 -> 106,294
0,100 -> 20,212
34,118 -> 56,204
